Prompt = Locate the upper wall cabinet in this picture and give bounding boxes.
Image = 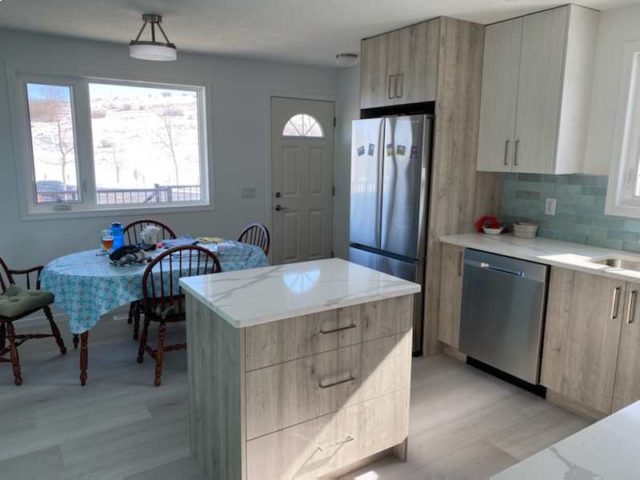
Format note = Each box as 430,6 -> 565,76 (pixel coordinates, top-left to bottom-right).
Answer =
477,5 -> 599,174
360,19 -> 439,109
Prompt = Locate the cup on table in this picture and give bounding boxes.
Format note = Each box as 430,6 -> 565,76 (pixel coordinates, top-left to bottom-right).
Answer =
98,230 -> 114,255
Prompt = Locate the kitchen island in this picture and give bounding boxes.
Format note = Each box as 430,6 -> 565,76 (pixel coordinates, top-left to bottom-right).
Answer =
492,400 -> 640,479
180,258 -> 420,480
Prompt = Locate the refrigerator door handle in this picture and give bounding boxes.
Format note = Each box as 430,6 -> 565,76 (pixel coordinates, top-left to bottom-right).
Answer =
375,119 -> 385,248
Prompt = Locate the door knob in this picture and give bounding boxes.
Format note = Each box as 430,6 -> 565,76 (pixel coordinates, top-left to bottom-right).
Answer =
275,192 -> 282,198
274,204 -> 288,212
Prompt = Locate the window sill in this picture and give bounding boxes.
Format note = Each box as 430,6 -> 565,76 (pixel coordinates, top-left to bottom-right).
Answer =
20,202 -> 214,222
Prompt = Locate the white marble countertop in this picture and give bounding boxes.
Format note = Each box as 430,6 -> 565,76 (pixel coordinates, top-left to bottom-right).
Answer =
179,258 -> 420,328
493,400 -> 640,479
441,233 -> 640,283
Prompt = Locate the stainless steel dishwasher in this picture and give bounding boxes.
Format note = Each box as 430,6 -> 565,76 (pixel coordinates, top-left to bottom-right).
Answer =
459,249 -> 549,384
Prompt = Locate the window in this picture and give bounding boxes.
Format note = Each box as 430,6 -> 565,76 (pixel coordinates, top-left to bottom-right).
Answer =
606,41 -> 640,218
27,83 -> 80,204
282,113 -> 324,138
20,76 -> 209,216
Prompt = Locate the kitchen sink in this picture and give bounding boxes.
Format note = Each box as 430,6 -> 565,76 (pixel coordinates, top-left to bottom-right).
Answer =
591,256 -> 640,271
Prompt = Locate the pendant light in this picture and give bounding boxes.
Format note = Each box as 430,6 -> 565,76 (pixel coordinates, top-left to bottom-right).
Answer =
129,14 -> 177,61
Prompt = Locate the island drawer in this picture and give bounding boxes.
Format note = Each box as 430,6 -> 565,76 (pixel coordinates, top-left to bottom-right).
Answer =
246,387 -> 409,480
245,331 -> 412,440
244,295 -> 413,371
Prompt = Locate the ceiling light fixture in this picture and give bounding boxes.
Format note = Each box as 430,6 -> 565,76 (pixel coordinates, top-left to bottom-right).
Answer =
336,53 -> 359,67
129,14 -> 177,61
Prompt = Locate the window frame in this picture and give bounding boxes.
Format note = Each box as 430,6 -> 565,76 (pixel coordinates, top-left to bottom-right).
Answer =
14,73 -> 211,220
281,113 -> 325,139
606,40 -> 640,218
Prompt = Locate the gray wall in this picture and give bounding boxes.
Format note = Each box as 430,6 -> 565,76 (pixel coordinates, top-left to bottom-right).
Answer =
0,28 -> 339,267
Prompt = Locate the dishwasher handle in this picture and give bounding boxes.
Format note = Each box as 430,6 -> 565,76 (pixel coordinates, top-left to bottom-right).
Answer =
478,261 -> 524,278
464,250 -> 548,283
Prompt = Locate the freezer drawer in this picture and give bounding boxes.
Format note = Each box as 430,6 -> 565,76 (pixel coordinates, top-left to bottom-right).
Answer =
349,246 -> 424,353
459,249 -> 548,384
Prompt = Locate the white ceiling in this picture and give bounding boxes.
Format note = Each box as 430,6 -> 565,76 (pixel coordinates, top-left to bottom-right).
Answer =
0,0 -> 637,66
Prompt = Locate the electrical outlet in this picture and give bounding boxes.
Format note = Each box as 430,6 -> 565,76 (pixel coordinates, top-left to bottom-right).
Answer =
545,198 -> 557,216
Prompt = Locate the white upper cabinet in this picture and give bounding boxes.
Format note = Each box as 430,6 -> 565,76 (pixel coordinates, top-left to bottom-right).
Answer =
476,18 -> 522,173
477,5 -> 599,174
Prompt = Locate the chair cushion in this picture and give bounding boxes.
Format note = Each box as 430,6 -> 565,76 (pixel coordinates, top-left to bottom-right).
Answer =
0,286 -> 54,318
146,300 -> 185,321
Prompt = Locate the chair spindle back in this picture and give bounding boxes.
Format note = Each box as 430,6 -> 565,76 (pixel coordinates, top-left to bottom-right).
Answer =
237,223 -> 270,256
141,246 -> 221,318
124,220 -> 177,245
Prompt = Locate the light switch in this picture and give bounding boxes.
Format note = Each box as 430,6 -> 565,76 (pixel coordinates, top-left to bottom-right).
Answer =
241,187 -> 256,199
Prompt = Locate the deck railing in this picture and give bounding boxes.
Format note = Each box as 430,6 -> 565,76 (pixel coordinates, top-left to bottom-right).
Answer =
36,185 -> 202,205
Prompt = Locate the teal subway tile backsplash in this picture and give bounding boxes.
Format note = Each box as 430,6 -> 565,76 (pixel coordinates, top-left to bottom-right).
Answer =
500,174 -> 640,251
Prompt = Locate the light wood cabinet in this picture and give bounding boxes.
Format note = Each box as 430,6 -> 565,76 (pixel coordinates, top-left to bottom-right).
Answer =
187,293 -> 414,480
397,21 -> 439,105
244,296 -> 412,370
360,33 -> 391,109
437,244 -> 464,348
477,5 -> 599,174
360,19 -> 439,109
613,282 -> 640,411
246,389 -> 410,480
246,333 -> 411,439
541,268 -> 625,414
357,14 -> 504,357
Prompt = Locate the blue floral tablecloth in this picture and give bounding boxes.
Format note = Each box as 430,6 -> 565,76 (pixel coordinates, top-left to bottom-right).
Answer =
40,240 -> 268,334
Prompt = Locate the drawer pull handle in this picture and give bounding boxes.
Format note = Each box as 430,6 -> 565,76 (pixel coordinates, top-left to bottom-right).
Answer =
320,323 -> 357,335
503,139 -> 510,166
317,436 -> 354,452
627,290 -> 638,324
612,287 -> 622,320
395,73 -> 403,98
319,375 -> 356,389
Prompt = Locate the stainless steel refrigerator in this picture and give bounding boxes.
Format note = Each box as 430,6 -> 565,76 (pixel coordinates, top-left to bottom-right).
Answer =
349,114 -> 432,354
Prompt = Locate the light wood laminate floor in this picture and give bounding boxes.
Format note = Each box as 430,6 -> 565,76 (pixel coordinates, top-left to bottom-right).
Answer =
0,312 -> 591,480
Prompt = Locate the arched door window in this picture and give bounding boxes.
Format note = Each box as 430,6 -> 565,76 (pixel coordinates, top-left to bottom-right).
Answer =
282,113 -> 325,138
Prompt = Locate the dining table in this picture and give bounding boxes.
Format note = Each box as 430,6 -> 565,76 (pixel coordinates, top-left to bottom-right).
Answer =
40,239 -> 269,385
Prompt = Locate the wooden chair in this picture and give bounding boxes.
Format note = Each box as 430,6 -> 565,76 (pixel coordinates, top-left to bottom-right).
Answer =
124,219 -> 177,246
124,220 -> 177,341
238,222 -> 270,256
137,246 -> 221,386
0,257 -> 66,385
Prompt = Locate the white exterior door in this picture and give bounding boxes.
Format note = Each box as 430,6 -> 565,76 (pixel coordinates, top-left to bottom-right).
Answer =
270,97 -> 335,264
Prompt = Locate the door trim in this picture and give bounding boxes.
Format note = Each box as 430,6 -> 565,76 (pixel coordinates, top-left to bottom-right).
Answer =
269,95 -> 336,263
266,93 -> 336,251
